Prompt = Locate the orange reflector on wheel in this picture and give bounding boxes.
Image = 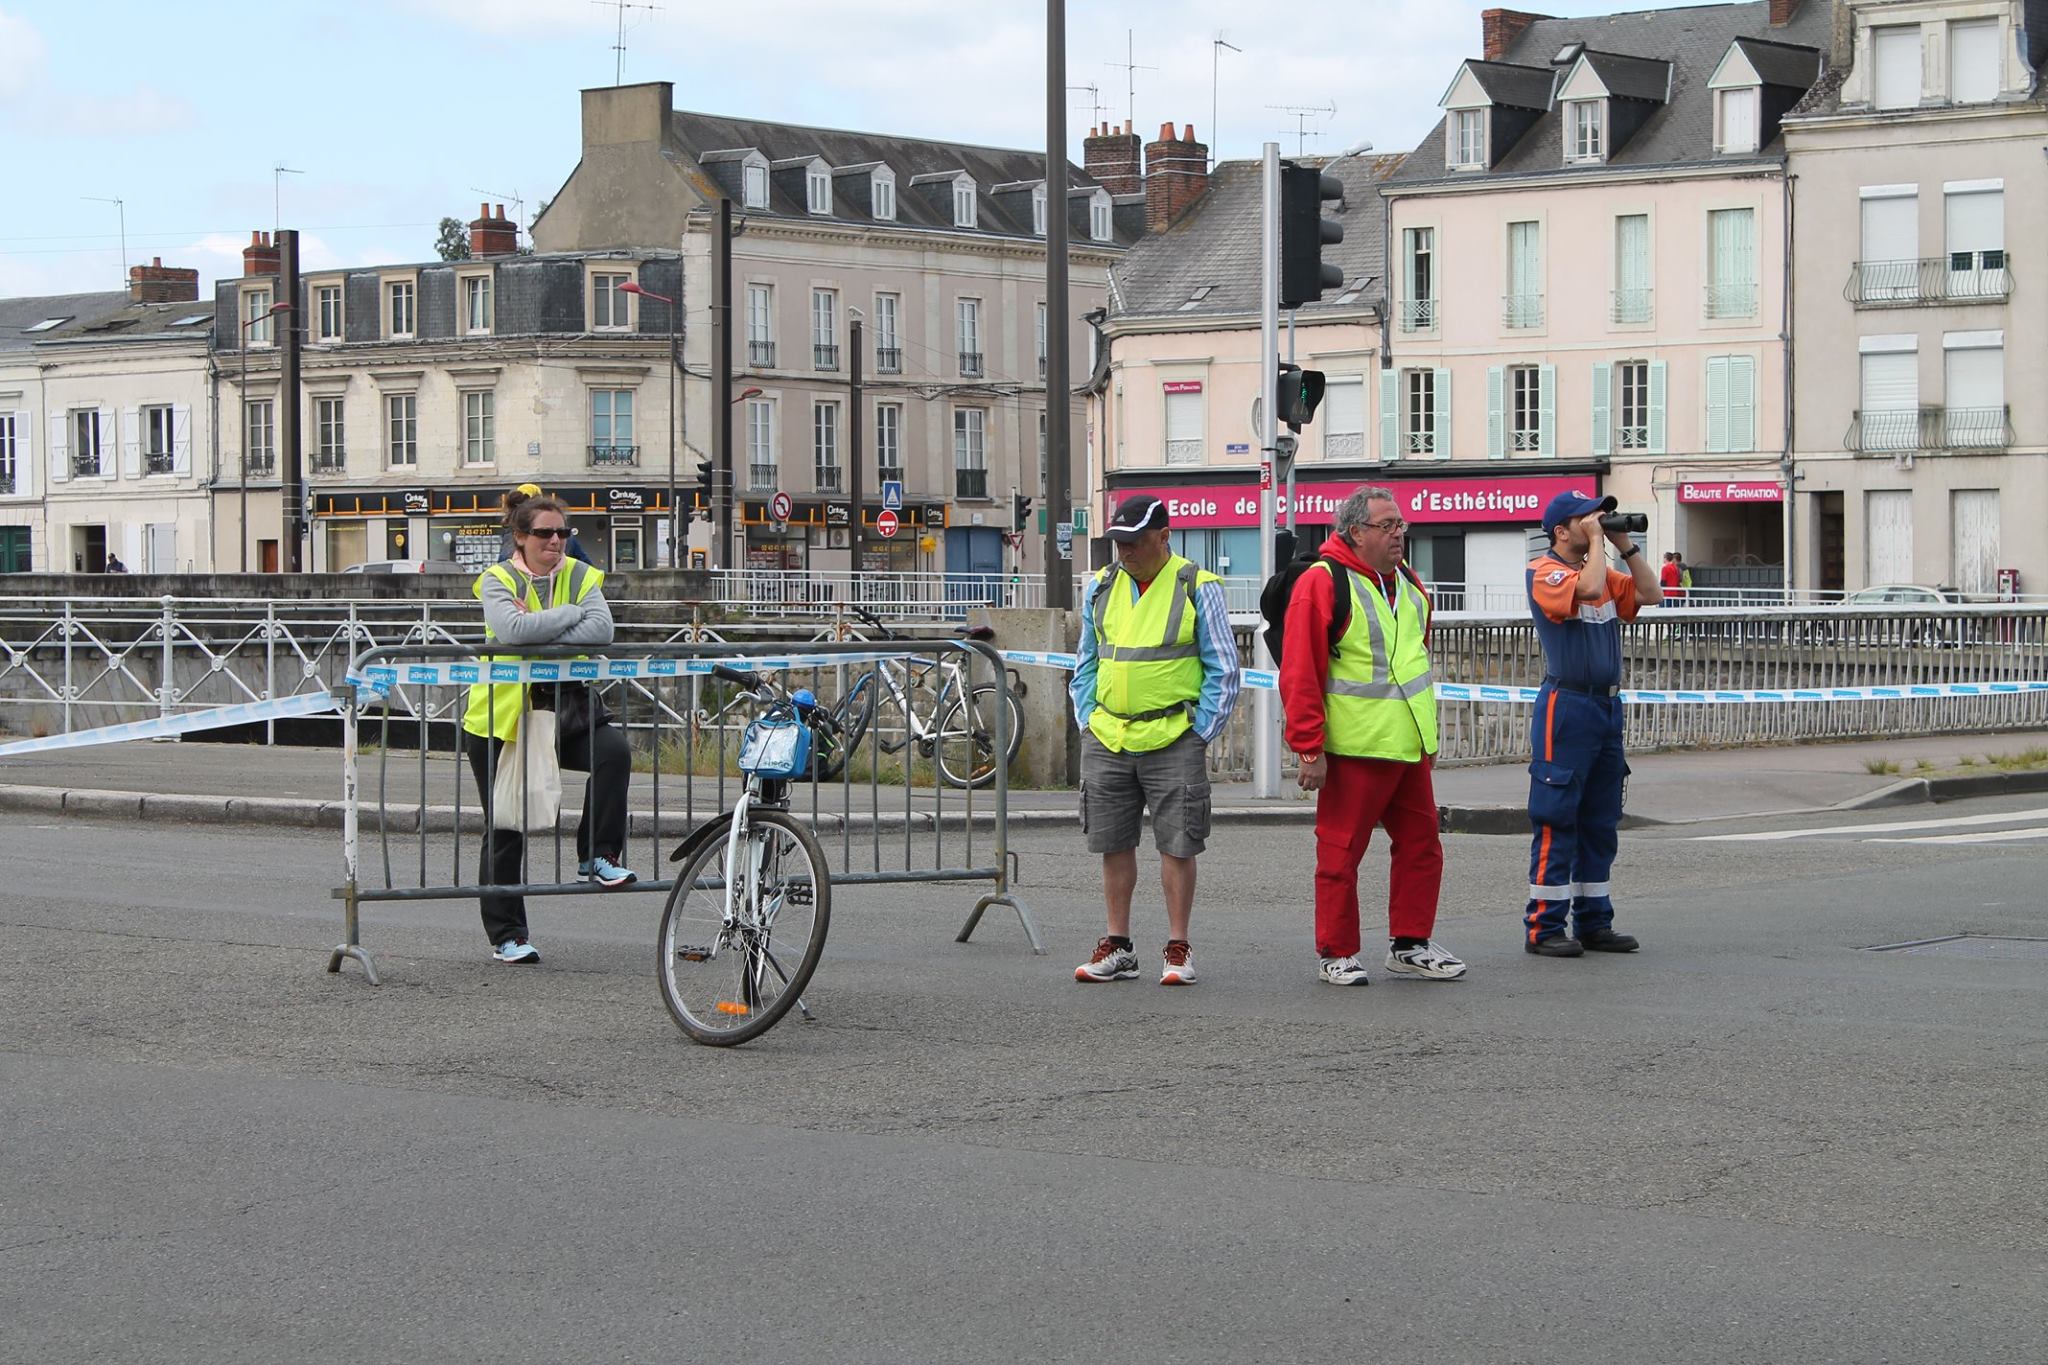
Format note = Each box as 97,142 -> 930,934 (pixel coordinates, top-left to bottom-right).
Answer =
715,1000 -> 751,1016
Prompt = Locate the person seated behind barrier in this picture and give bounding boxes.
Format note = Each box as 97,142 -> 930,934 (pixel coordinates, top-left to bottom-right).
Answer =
461,489 -> 637,966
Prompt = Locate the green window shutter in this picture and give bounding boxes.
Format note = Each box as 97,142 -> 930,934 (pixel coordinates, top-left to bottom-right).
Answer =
1433,368 -> 1453,458
1647,361 -> 1668,455
1538,364 -> 1557,457
1590,362 -> 1613,457
1705,356 -> 1729,453
1729,355 -> 1756,452
1380,371 -> 1399,460
1486,366 -> 1505,459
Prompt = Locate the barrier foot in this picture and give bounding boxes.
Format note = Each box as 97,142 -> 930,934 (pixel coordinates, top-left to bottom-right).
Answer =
326,943 -> 382,985
959,892 -> 1045,955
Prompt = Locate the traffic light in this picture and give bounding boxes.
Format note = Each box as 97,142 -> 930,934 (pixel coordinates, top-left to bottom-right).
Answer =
694,458 -> 716,520
1276,363 -> 1327,429
1279,163 -> 1345,308
1013,493 -> 1033,532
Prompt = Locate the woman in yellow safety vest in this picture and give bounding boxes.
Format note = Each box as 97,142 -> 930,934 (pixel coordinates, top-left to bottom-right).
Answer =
461,489 -> 636,966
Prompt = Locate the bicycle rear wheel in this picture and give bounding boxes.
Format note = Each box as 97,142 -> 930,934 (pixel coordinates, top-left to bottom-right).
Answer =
934,683 -> 1024,789
657,809 -> 832,1046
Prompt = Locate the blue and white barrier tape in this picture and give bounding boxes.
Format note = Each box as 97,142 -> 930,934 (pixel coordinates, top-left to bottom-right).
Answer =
0,689 -> 344,758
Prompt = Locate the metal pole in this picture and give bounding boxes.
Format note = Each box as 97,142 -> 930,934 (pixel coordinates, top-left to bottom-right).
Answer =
850,317 -> 864,571
1285,307 -> 1299,536
1254,142 -> 1281,799
666,290 -> 679,569
713,199 -> 735,571
239,339 -> 249,573
1043,0 -> 1074,609
278,229 -> 305,573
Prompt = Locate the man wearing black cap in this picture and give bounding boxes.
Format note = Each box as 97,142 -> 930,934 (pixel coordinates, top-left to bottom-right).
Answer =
1070,494 -> 1241,985
1522,490 -> 1661,957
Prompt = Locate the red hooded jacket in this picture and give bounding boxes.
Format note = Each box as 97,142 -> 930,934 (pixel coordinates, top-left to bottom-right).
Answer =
1278,532 -> 1432,756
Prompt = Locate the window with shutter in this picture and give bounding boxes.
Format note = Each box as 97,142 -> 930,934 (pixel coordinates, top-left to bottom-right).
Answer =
1944,188 -> 2004,297
1950,489 -> 1999,594
1865,489 -> 1913,584
1163,391 -> 1204,465
1718,87 -> 1759,154
1506,222 -> 1542,328
1859,349 -> 1919,451
1872,27 -> 1922,110
1613,215 -> 1651,322
1322,378 -> 1365,458
1858,192 -> 1919,302
1707,208 -> 1756,318
1949,20 -> 2000,104
1943,342 -> 2004,447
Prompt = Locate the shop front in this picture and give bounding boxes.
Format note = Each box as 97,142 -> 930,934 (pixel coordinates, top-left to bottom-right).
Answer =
1675,477 -> 1785,591
736,496 -> 947,573
1104,471 -> 1599,609
311,484 -> 673,573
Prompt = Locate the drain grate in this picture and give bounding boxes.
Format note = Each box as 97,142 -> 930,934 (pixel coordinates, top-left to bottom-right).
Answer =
1863,934 -> 2048,959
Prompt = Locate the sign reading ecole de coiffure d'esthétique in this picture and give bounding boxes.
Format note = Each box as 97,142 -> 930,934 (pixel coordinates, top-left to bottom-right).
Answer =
1107,474 -> 1597,529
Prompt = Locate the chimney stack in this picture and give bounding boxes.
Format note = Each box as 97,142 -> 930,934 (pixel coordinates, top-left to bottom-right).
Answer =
1768,0 -> 1801,25
1142,121 -> 1209,233
242,230 -> 280,277
128,256 -> 199,303
1482,8 -> 1550,62
1084,118 -> 1144,196
469,202 -> 519,257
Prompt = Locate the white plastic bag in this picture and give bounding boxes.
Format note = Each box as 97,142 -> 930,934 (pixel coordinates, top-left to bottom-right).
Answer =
491,709 -> 562,833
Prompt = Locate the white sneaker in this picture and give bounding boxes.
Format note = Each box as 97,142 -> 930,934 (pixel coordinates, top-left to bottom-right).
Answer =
1160,940 -> 1196,985
492,938 -> 540,964
1075,937 -> 1139,982
1318,955 -> 1371,986
1384,940 -> 1467,981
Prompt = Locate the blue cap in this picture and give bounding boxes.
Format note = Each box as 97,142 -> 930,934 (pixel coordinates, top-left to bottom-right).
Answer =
1541,489 -> 1617,535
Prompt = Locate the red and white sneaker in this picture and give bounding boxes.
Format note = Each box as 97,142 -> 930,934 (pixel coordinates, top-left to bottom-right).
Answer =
1075,937 -> 1139,982
1160,939 -> 1196,985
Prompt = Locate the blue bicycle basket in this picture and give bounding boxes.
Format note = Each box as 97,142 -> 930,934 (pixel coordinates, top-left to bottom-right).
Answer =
739,712 -> 813,778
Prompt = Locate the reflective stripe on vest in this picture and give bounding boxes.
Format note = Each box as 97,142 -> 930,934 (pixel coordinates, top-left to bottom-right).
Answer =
460,558 -> 604,741
1321,564 -> 1438,760
1088,557 -> 1211,754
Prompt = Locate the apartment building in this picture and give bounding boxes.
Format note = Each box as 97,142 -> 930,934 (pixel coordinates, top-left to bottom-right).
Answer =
535,83 -> 1132,579
1784,0 -> 2048,595
1383,1 -> 1827,593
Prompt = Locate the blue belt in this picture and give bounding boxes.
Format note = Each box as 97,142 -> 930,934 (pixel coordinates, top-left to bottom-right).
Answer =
1544,677 -> 1620,697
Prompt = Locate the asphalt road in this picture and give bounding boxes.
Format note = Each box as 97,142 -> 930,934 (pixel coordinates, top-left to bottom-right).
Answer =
3,798 -> 2045,1364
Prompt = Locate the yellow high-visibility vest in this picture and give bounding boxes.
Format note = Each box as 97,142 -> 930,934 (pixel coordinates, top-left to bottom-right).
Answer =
460,558 -> 604,741
1318,562 -> 1437,760
1087,554 -> 1216,753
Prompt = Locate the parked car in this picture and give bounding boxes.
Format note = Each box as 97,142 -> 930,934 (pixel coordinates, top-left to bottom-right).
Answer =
1831,584 -> 1970,648
341,559 -> 470,575
1843,584 -> 1963,606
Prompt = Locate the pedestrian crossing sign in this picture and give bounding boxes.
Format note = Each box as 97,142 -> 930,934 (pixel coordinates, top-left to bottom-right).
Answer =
881,480 -> 904,511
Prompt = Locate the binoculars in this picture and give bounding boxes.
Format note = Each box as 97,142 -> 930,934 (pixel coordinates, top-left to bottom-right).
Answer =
1600,512 -> 1649,533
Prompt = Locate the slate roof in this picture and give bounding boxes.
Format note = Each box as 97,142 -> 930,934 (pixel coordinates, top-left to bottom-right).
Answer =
1731,35 -> 1824,89
0,290 -> 130,352
1583,50 -> 1673,102
669,111 -> 1131,246
1110,152 -> 1404,322
1466,60 -> 1556,110
1391,0 -> 1830,186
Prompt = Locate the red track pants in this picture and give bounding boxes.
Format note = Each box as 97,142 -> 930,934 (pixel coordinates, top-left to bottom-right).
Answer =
1314,753 -> 1444,958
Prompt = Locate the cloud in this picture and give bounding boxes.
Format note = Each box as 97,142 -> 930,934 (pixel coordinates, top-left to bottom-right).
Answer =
0,8 -> 46,103
42,86 -> 198,138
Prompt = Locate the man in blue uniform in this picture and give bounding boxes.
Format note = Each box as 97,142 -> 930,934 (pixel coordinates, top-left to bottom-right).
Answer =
1523,490 -> 1662,957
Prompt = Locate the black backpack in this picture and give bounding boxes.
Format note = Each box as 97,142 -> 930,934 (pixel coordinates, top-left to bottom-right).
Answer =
1259,553 -> 1351,666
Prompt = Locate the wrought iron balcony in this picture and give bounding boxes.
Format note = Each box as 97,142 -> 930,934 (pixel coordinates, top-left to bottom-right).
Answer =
1705,281 -> 1757,319
815,463 -> 842,493
1846,404 -> 2013,453
747,463 -> 778,491
1324,431 -> 1366,458
814,343 -> 839,371
1403,430 -> 1436,457
1845,254 -> 2012,308
1037,355 -> 1048,381
1610,287 -> 1654,324
145,450 -> 175,475
312,448 -> 346,473
243,454 -> 275,478
1502,293 -> 1544,329
747,340 -> 776,367
875,346 -> 902,373
959,350 -> 984,377
1399,299 -> 1436,332
955,468 -> 989,499
588,443 -> 639,467
71,453 -> 102,478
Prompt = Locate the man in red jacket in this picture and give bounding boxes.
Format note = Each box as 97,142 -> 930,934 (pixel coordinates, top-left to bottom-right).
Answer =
1278,487 -> 1466,988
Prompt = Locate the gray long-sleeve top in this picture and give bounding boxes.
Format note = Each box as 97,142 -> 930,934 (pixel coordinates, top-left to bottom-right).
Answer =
479,562 -> 615,648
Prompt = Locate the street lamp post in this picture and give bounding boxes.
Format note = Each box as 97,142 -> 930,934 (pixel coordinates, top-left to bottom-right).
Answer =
618,280 -> 680,566
238,301 -> 292,574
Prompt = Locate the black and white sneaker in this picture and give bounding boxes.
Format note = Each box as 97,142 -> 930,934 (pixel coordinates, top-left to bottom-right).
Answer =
1385,940 -> 1467,981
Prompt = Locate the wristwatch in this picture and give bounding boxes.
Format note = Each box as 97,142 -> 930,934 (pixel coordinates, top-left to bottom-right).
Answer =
1619,543 -> 1641,559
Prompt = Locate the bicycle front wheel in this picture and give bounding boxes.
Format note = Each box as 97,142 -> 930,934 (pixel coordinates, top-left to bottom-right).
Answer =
657,809 -> 832,1046
934,683 -> 1024,789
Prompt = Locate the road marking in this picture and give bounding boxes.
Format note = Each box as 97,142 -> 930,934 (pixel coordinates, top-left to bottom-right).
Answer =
1693,805 -> 2048,842
1866,825 -> 2048,846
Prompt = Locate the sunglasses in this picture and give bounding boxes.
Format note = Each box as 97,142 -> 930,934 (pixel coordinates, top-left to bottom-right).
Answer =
525,526 -> 569,540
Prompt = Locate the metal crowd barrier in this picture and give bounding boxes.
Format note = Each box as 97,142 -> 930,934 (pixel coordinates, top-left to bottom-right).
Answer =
325,638 -> 1040,986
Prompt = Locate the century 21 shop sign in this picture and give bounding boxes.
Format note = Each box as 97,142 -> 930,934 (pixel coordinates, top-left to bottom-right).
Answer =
1111,475 -> 1594,529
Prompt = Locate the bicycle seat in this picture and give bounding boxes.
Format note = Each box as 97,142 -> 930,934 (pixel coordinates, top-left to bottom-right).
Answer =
955,624 -> 997,642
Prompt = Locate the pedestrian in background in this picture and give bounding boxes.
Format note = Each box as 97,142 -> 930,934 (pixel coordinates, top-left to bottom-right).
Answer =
1522,491 -> 1662,957
1659,551 -> 1683,604
1070,494 -> 1241,986
1279,487 -> 1466,987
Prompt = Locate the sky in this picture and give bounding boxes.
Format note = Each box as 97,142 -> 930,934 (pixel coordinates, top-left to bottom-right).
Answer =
2,0 -> 1719,299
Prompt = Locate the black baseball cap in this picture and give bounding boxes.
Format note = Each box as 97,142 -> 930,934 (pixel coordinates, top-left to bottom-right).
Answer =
1106,494 -> 1170,541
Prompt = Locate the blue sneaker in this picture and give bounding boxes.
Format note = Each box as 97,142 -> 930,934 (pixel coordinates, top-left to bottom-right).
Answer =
492,938 -> 540,964
586,855 -> 637,888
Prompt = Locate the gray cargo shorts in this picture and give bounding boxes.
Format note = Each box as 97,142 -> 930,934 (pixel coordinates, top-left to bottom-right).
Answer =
1079,727 -> 1213,858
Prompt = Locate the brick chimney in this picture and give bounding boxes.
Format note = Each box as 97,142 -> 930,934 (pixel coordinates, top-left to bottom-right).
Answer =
1482,8 -> 1549,61
469,202 -> 519,257
242,230 -> 280,276
128,257 -> 198,303
1769,0 -> 1801,25
1143,121 -> 1209,233
1084,119 -> 1143,196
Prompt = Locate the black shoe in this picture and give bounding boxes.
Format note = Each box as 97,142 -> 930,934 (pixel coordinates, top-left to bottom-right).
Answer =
1578,927 -> 1640,953
1525,935 -> 1584,957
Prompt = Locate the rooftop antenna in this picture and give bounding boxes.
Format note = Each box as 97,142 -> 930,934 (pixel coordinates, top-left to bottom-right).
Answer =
1107,28 -> 1156,131
1211,35 -> 1242,170
1266,100 -> 1337,156
1069,80 -> 1109,130
470,187 -> 526,246
81,196 -> 127,285
272,164 -> 303,235
592,0 -> 661,85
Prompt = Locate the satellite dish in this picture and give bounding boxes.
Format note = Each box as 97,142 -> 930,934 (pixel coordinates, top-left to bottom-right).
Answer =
1343,138 -> 1375,156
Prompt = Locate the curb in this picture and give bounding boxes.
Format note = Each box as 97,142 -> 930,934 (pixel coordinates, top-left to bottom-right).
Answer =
1834,767 -> 2048,810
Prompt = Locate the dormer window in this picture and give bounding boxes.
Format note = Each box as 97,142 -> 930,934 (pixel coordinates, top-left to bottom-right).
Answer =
873,168 -> 896,220
1716,87 -> 1759,154
1950,19 -> 2000,104
807,166 -> 832,214
1089,189 -> 1113,242
1032,184 -> 1047,235
1452,109 -> 1485,169
743,160 -> 769,209
954,179 -> 978,228
1568,100 -> 1605,162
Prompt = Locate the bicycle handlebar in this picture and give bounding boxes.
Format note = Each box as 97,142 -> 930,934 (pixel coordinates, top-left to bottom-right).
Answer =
847,603 -> 895,638
712,663 -> 764,689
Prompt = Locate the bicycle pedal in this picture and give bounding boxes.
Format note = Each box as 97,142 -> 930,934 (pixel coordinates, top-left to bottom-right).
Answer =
675,945 -> 713,962
879,739 -> 906,754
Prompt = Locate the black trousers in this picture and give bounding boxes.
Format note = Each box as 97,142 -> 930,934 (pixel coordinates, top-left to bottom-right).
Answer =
462,722 -> 632,947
